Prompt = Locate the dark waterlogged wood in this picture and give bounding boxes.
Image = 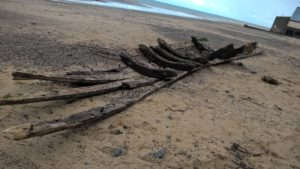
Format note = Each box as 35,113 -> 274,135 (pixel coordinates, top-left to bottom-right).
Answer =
191,36 -> 208,52
12,72 -> 127,85
139,44 -> 199,71
120,53 -> 177,80
157,38 -> 188,59
192,54 -> 210,64
3,49 -> 264,140
65,66 -> 128,76
157,38 -> 209,64
210,44 -> 235,59
151,46 -> 194,63
243,42 -> 258,53
0,79 -> 157,106
3,103 -> 129,140
212,42 -> 257,60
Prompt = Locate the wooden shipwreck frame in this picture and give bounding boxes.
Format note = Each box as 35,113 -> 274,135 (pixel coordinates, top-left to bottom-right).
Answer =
0,37 -> 263,140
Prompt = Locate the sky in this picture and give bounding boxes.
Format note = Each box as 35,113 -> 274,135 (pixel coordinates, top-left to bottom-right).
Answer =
155,0 -> 300,28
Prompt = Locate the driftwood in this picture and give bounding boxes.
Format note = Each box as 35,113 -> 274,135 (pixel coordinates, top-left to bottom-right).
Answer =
3,103 -> 129,140
65,66 -> 128,76
157,38 -> 189,59
243,42 -> 258,53
151,46 -> 196,63
120,53 -> 177,80
191,36 -> 211,52
210,44 -> 234,59
192,54 -> 210,64
210,42 -> 258,60
157,38 -> 209,64
3,49 -> 264,140
0,79 -> 157,106
12,72 -> 127,85
139,44 -> 199,71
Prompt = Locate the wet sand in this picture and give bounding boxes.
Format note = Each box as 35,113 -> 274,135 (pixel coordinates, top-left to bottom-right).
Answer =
0,0 -> 299,168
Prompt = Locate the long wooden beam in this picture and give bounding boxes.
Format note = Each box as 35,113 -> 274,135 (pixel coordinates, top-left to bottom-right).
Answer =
12,72 -> 128,85
0,79 -> 157,106
65,66 -> 128,76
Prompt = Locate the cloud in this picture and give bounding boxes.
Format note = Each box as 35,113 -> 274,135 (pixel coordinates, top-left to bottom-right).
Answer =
187,0 -> 230,12
207,2 -> 230,11
190,0 -> 205,6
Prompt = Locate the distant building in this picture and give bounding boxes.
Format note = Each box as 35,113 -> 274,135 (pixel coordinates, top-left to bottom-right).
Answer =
271,7 -> 300,38
271,17 -> 290,34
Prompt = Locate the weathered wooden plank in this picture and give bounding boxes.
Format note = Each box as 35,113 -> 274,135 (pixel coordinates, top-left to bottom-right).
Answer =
191,36 -> 209,52
210,42 -> 257,60
210,44 -> 235,59
12,72 -> 128,85
120,53 -> 177,80
65,66 -> 128,76
139,44 -> 199,71
151,46 -> 195,63
157,38 -> 188,59
0,79 -> 157,106
3,103 -> 128,140
157,38 -> 210,64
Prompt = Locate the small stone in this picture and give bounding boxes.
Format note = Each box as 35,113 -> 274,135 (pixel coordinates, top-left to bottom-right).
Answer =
48,109 -> 54,114
228,94 -> 234,98
178,150 -> 192,159
112,148 -> 124,157
108,124 -> 114,129
23,114 -> 29,119
152,149 -> 166,159
274,105 -> 282,111
111,129 -> 123,135
230,143 -> 240,152
175,138 -> 182,142
167,115 -> 173,120
235,62 -> 244,67
262,76 -> 280,85
193,159 -> 202,169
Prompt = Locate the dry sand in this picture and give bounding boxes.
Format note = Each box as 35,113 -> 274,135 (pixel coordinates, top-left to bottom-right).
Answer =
0,0 -> 299,168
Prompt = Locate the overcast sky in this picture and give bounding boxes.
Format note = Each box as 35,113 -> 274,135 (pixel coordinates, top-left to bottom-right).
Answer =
155,0 -> 300,28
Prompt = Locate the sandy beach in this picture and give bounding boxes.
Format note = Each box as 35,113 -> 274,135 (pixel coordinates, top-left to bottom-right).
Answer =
0,0 -> 299,168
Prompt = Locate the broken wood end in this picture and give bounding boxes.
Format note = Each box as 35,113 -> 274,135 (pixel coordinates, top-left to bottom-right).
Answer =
3,123 -> 33,140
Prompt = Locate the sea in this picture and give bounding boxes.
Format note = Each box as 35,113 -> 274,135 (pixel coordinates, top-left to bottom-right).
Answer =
53,0 -> 246,26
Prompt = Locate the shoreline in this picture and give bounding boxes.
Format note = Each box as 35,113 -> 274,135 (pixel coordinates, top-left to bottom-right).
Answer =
54,0 -> 245,27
